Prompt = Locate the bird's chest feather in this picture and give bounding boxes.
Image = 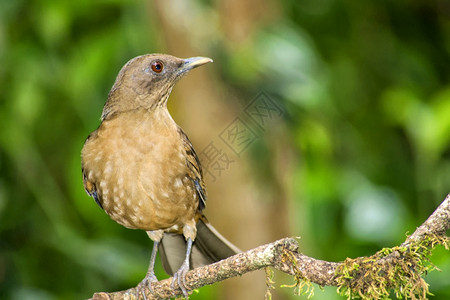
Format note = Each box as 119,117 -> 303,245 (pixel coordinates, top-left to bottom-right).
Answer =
82,110 -> 198,230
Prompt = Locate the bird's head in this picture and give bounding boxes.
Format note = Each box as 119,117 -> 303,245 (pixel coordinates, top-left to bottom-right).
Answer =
101,54 -> 212,120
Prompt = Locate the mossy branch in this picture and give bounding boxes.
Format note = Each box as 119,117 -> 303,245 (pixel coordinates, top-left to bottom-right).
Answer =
90,194 -> 450,300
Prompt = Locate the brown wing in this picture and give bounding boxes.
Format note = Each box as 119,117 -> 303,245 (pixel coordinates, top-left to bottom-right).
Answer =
81,132 -> 103,209
82,169 -> 102,209
177,126 -> 207,211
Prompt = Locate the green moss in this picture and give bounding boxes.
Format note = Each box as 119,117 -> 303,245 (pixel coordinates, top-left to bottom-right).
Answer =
265,267 -> 275,300
280,246 -> 315,298
335,234 -> 449,300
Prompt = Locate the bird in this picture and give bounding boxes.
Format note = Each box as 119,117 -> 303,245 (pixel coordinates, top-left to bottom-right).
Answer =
81,54 -> 240,298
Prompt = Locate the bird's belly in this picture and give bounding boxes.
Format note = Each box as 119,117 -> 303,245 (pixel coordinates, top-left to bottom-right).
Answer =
96,164 -> 197,231
91,154 -> 197,231
105,195 -> 190,232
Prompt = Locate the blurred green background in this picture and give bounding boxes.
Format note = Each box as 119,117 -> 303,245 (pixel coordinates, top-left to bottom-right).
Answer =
1,0 -> 449,299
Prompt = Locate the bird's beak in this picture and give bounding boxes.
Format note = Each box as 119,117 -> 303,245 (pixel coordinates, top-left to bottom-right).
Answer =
180,57 -> 213,73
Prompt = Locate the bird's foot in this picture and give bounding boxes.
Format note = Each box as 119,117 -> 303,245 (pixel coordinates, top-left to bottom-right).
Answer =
135,273 -> 158,300
171,262 -> 190,299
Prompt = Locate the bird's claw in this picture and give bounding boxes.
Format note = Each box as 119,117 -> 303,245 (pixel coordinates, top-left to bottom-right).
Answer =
171,262 -> 190,299
135,273 -> 158,300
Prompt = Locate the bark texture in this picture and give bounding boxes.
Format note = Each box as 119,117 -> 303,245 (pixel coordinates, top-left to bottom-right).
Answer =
90,194 -> 450,300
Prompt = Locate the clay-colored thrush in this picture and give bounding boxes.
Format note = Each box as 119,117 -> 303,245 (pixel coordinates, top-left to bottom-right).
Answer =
81,54 -> 239,298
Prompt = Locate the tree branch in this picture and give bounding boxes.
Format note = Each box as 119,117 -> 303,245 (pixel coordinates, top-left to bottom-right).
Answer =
91,194 -> 450,300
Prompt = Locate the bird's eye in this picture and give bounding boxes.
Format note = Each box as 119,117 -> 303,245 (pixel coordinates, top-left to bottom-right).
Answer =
151,61 -> 164,73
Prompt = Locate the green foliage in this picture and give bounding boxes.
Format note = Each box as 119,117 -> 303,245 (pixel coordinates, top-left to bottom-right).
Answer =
1,0 -> 449,299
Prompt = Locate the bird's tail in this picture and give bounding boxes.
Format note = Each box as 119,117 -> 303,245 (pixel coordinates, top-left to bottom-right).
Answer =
158,217 -> 240,275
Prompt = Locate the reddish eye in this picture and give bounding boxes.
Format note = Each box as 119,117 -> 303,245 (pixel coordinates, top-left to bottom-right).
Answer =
151,61 -> 164,73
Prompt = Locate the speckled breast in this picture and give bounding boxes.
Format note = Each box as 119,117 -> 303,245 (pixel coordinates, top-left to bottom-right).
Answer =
82,110 -> 199,231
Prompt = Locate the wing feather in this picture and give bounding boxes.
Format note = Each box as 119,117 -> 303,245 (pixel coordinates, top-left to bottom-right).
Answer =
177,127 -> 207,211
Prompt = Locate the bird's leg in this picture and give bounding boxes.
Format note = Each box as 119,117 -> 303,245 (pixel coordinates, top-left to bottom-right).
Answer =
171,237 -> 193,299
145,240 -> 160,282
136,230 -> 164,299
